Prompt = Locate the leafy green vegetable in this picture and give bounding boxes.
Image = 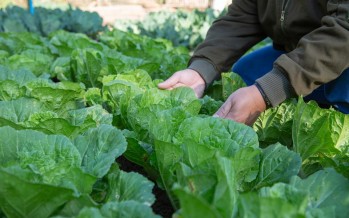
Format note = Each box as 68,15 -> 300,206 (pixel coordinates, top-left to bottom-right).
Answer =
49,30 -> 105,57
222,72 -> 246,100
0,166 -> 76,218
114,8 -> 224,50
26,80 -> 85,113
0,16 -> 347,218
0,126 -> 97,217
128,87 -> 201,142
0,65 -> 37,84
0,80 -> 26,100
173,116 -> 259,157
75,201 -> 161,218
0,6 -> 105,37
74,125 -> 127,178
99,29 -> 189,79
6,50 -> 53,76
291,168 -> 349,217
173,187 -> 223,218
293,98 -> 349,176
239,168 -> 349,218
251,143 -> 301,190
253,100 -> 296,148
105,164 -> 155,205
199,95 -> 223,116
102,69 -> 155,128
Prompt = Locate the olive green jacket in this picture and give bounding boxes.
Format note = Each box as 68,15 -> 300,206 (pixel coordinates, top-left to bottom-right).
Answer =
189,0 -> 349,107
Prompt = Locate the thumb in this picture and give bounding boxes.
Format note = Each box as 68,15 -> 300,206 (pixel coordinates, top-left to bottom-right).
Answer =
213,100 -> 232,118
158,74 -> 179,89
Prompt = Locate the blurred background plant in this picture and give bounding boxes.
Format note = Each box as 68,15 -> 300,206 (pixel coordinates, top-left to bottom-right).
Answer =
0,0 -> 265,51
114,8 -> 225,51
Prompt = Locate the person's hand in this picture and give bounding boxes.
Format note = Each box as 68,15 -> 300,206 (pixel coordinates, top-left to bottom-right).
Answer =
158,69 -> 206,98
214,85 -> 267,126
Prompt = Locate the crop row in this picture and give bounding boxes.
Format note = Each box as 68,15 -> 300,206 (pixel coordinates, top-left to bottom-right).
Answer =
0,24 -> 348,218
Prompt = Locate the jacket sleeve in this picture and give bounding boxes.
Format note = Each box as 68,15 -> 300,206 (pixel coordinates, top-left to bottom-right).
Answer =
188,0 -> 266,86
257,0 -> 349,106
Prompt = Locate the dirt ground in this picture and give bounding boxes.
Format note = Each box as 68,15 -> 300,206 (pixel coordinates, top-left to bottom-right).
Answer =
83,4 -> 164,24
117,156 -> 174,218
8,0 -> 166,23
82,1 -> 209,24
6,0 -> 221,25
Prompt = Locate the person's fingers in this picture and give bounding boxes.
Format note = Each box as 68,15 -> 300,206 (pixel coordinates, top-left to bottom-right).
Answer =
158,74 -> 180,89
172,83 -> 186,88
166,83 -> 185,91
213,100 -> 232,118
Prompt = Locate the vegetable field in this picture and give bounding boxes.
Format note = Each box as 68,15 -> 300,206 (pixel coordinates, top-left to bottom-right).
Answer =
0,5 -> 349,218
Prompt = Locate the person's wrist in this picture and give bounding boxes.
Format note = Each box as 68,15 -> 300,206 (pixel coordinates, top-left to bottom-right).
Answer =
254,83 -> 271,109
187,68 -> 205,84
251,84 -> 268,111
188,59 -> 218,88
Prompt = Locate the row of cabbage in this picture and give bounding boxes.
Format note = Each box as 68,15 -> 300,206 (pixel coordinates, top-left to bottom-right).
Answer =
0,30 -> 174,217
0,6 -> 105,37
0,29 -> 348,218
114,8 -> 223,50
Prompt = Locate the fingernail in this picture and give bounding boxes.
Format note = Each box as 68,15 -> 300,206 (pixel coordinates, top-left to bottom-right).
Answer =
213,114 -> 219,118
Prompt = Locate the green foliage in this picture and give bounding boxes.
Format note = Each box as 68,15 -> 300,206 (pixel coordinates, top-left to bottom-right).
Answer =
114,8 -> 225,50
253,98 -> 349,178
75,201 -> 161,218
0,6 -> 105,37
253,100 -> 296,148
239,168 -> 349,218
0,18 -> 348,218
99,29 -> 190,80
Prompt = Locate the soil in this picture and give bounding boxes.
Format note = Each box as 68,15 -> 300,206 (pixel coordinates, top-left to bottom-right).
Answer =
117,156 -> 175,218
7,0 -> 211,25
78,0 -> 210,25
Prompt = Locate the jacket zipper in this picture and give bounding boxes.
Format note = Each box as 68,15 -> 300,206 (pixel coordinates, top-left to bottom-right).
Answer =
280,0 -> 290,33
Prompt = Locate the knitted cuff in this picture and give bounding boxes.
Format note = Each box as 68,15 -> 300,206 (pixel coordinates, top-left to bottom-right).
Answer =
255,68 -> 296,107
188,59 -> 219,88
